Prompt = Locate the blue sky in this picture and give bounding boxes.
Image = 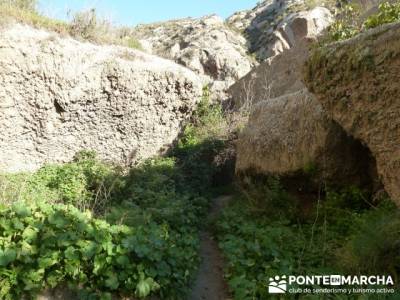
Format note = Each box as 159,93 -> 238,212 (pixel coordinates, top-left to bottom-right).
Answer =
38,0 -> 259,26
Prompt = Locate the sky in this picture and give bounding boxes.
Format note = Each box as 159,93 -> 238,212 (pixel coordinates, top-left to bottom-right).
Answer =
38,0 -> 259,26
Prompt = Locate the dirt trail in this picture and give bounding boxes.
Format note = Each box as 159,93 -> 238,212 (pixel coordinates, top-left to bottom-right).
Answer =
189,195 -> 232,300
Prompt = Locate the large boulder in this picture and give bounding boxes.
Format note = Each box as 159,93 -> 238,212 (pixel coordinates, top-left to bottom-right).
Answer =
0,24 -> 203,172
235,89 -> 374,186
304,23 -> 400,205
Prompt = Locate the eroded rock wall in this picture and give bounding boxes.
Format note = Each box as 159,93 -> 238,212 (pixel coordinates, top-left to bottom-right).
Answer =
304,22 -> 400,204
234,9 -> 376,187
235,88 -> 373,186
0,24 -> 203,172
132,15 -> 255,101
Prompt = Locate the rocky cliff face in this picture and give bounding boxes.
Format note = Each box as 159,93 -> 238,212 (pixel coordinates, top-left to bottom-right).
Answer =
232,5 -> 362,185
132,15 -> 255,100
228,0 -> 333,60
229,6 -> 333,106
234,38 -> 376,187
304,22 -> 400,205
233,1 -> 384,190
0,24 -> 202,172
131,1 -> 333,101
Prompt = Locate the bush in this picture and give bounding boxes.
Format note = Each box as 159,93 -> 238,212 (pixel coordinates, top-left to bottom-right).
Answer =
107,157 -> 209,230
171,86 -> 230,192
69,8 -> 113,43
0,1 -> 68,33
217,201 -> 301,299
0,3 -> 142,50
327,4 -> 362,42
338,201 -> 400,276
364,1 -> 400,29
0,85 -> 231,299
0,151 -> 121,213
0,152 -> 211,299
325,1 -> 400,42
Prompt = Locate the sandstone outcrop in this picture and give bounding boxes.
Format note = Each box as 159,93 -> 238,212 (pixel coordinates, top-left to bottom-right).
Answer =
132,15 -> 255,100
228,1 -> 333,60
0,24 -> 203,172
305,22 -> 400,204
235,87 -> 374,186
234,8 -> 376,187
228,5 -> 333,106
229,41 -> 309,107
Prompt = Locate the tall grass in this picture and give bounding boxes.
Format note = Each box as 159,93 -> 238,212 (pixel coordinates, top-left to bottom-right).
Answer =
0,1 -> 143,49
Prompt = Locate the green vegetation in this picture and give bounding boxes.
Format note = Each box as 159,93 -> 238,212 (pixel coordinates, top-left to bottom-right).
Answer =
303,0 -> 337,10
0,154 -> 205,299
0,0 -> 142,50
327,1 -> 400,42
0,151 -> 122,211
0,87 -> 231,299
364,1 -> 400,29
327,4 -> 361,42
0,83 -> 399,300
0,0 -> 69,34
217,178 -> 400,299
0,203 -> 168,299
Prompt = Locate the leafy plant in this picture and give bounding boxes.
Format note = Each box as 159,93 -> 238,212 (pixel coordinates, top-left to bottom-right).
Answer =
0,202 -> 201,299
324,1 -> 400,43
0,82 -> 232,299
327,4 -> 362,42
217,184 -> 400,299
364,1 -> 400,29
69,8 -> 113,43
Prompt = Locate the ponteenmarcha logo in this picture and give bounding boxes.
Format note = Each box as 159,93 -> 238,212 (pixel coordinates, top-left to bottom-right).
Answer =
267,275 -> 394,295
268,275 -> 287,294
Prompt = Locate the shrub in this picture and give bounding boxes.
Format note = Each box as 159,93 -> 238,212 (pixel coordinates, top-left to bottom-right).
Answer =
69,8 -> 113,43
327,4 -> 362,42
217,199 -> 318,299
324,185 -> 372,211
0,151 -> 122,213
108,157 -> 209,229
171,86 -> 230,191
0,85 -> 230,299
0,3 -> 142,50
324,1 -> 400,43
0,1 -> 68,33
338,201 -> 400,277
364,1 -> 400,29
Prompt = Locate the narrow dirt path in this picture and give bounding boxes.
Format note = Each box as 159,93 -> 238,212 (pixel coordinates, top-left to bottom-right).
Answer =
189,195 -> 232,300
